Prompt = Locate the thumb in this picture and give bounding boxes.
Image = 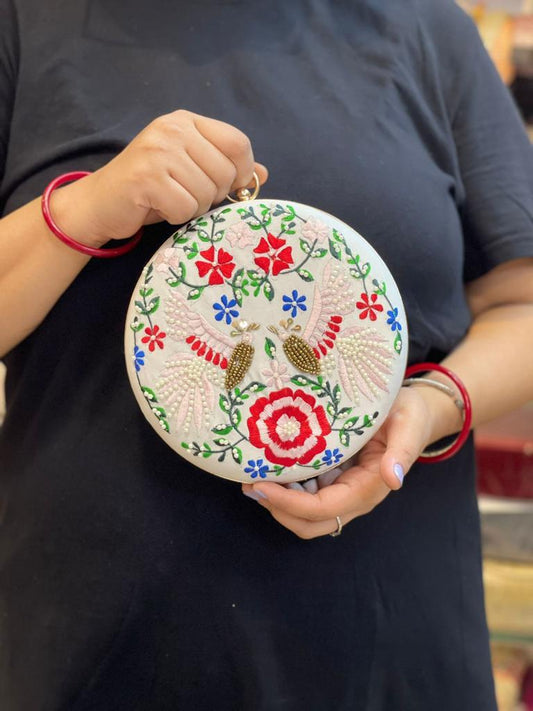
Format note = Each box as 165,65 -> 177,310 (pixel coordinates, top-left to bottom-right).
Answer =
379,409 -> 426,491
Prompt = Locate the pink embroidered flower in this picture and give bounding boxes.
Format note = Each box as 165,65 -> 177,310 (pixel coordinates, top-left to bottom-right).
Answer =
253,233 -> 294,276
247,388 -> 331,466
225,222 -> 256,249
141,325 -> 167,352
195,245 -> 235,285
153,247 -> 181,273
261,359 -> 290,389
301,217 -> 330,244
356,293 -> 383,321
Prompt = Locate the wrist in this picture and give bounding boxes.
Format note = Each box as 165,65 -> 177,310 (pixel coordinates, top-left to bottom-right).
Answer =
416,379 -> 464,446
46,174 -> 109,249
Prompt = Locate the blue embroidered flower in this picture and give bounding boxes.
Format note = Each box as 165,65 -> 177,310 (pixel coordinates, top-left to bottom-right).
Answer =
282,289 -> 307,318
244,458 -> 269,479
322,448 -> 343,466
213,294 -> 239,325
386,308 -> 402,331
133,345 -> 145,372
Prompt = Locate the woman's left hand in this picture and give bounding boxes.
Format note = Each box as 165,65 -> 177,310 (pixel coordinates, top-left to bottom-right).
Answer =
241,386 -> 436,539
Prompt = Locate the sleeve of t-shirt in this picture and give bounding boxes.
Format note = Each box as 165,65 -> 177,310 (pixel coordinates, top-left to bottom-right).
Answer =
428,1 -> 533,281
0,0 -> 18,187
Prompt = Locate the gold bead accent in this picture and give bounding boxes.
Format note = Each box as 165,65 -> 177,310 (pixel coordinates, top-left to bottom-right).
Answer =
283,335 -> 321,375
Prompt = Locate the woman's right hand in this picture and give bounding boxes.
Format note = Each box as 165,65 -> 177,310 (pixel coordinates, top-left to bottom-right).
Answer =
52,110 -> 268,248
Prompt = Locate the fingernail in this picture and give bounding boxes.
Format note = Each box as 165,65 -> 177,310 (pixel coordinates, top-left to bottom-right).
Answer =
393,463 -> 404,485
243,489 -> 268,502
302,477 -> 318,494
287,482 -> 305,492
318,467 -> 343,488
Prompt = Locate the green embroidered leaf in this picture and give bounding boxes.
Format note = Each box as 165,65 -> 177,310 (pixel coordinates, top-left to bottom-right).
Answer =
213,229 -> 225,242
281,205 -> 296,221
394,331 -> 403,354
159,418 -> 170,433
362,413 -> 377,428
219,394 -> 230,413
272,205 -> 286,217
264,337 -> 277,359
166,278 -> 181,288
184,243 -> 199,260
139,287 -> 153,298
339,431 -> 350,446
343,416 -> 359,429
196,228 -> 210,242
212,424 -> 233,435
332,228 -> 345,244
327,401 -> 336,417
349,268 -> 363,279
299,239 -> 311,254
361,262 -> 371,277
181,441 -> 190,450
231,447 -> 243,464
142,387 -> 158,402
297,269 -> 314,282
263,281 -> 275,301
173,233 -> 189,245
213,437 -> 231,447
145,263 -> 154,282
217,451 -> 227,462
248,382 -> 267,393
272,465 -> 285,476
151,405 -> 167,418
312,459 -> 322,470
333,384 -> 341,403
221,207 -> 232,214
202,443 -> 212,458
187,288 -> 203,301
146,296 -> 160,314
328,238 -> 342,260
337,407 -> 353,418
310,248 -> 328,258
130,318 -> 144,333
372,279 -> 387,296
291,375 -> 312,387
231,409 -> 242,427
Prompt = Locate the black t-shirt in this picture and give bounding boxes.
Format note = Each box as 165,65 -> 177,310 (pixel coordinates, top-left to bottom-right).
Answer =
1,1 -> 532,709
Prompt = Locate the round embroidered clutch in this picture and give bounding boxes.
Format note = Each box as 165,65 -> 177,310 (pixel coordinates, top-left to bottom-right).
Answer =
124,197 -> 407,483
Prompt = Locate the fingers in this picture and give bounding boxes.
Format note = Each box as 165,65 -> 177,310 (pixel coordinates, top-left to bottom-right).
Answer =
377,402 -> 427,491
242,462 -> 390,538
193,113 -> 256,189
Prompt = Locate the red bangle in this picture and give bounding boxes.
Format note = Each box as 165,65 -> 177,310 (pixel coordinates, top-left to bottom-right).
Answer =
41,171 -> 142,258
404,362 -> 472,463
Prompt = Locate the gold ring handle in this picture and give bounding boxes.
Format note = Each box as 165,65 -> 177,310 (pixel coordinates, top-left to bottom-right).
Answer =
226,171 -> 260,203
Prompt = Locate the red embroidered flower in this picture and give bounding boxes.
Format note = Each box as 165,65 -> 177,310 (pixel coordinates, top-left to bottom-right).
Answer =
141,325 -> 167,352
247,387 -> 331,466
356,293 -> 383,321
195,245 -> 235,285
253,233 -> 294,276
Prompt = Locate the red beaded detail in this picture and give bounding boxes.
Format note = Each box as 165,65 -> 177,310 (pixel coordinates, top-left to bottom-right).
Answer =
404,362 -> 473,463
41,171 -> 142,258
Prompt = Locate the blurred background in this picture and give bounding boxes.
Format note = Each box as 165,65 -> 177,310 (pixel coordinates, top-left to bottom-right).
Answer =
1,2 -> 533,710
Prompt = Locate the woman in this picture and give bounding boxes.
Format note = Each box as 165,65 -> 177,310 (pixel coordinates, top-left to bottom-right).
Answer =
1,1 -> 532,709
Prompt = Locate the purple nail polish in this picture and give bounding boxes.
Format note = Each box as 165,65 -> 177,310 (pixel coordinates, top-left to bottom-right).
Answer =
243,489 -> 268,502
393,463 -> 404,485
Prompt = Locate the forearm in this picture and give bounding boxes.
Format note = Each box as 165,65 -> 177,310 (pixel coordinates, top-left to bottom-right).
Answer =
424,302 -> 533,445
0,183 -> 99,357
